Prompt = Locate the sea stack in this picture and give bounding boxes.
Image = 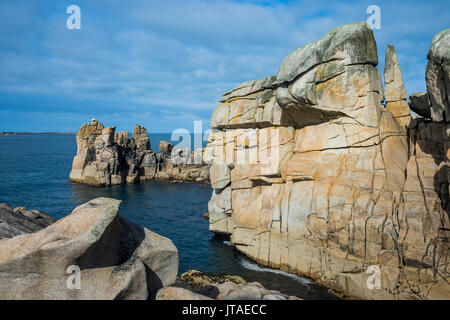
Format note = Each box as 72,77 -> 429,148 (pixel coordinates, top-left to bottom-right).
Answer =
69,121 -> 210,186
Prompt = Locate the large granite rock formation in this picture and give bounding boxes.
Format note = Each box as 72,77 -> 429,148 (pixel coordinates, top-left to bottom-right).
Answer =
426,29 -> 450,122
384,44 -> 411,128
206,22 -> 449,299
0,204 -> 56,239
69,120 -> 209,186
0,198 -> 178,299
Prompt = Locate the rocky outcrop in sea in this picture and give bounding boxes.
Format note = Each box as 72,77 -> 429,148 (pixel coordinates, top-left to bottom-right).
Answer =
205,22 -> 450,299
69,120 -> 209,186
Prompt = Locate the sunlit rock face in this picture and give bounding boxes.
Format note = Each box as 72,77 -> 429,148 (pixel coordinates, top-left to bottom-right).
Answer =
384,44 -> 411,129
206,22 -> 449,299
426,28 -> 450,122
69,120 -> 209,186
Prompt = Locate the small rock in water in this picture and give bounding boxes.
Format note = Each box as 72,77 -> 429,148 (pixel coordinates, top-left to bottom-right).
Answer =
180,269 -> 247,290
176,269 -> 301,300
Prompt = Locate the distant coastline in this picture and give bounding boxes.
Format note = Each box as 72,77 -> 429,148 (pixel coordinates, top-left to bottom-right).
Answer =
0,131 -> 76,136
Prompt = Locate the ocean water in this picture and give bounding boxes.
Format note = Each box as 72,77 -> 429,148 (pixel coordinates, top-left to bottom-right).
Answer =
0,134 -> 336,299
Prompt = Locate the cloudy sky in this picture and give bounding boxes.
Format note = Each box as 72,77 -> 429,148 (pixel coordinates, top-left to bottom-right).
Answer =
0,0 -> 448,133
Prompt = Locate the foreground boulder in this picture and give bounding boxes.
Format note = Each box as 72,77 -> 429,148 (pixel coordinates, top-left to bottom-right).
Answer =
69,120 -> 209,186
0,204 -> 56,239
206,22 -> 449,299
384,44 -> 411,128
0,198 -> 178,299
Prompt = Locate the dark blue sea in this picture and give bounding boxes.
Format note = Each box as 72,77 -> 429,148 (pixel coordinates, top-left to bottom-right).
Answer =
0,133 -> 335,299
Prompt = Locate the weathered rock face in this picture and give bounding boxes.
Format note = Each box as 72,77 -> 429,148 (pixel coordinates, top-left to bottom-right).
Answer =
409,92 -> 431,118
426,29 -> 450,122
211,75 -> 293,129
206,22 -> 449,299
0,204 -> 56,239
69,120 -> 209,186
0,198 -> 178,300
384,44 -> 411,128
70,120 -> 125,186
154,143 -> 210,183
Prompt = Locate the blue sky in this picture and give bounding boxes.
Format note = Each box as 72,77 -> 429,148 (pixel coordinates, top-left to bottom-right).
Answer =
0,0 -> 448,132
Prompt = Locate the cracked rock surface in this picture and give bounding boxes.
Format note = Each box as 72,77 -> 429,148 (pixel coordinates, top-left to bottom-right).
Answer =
206,22 -> 450,299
